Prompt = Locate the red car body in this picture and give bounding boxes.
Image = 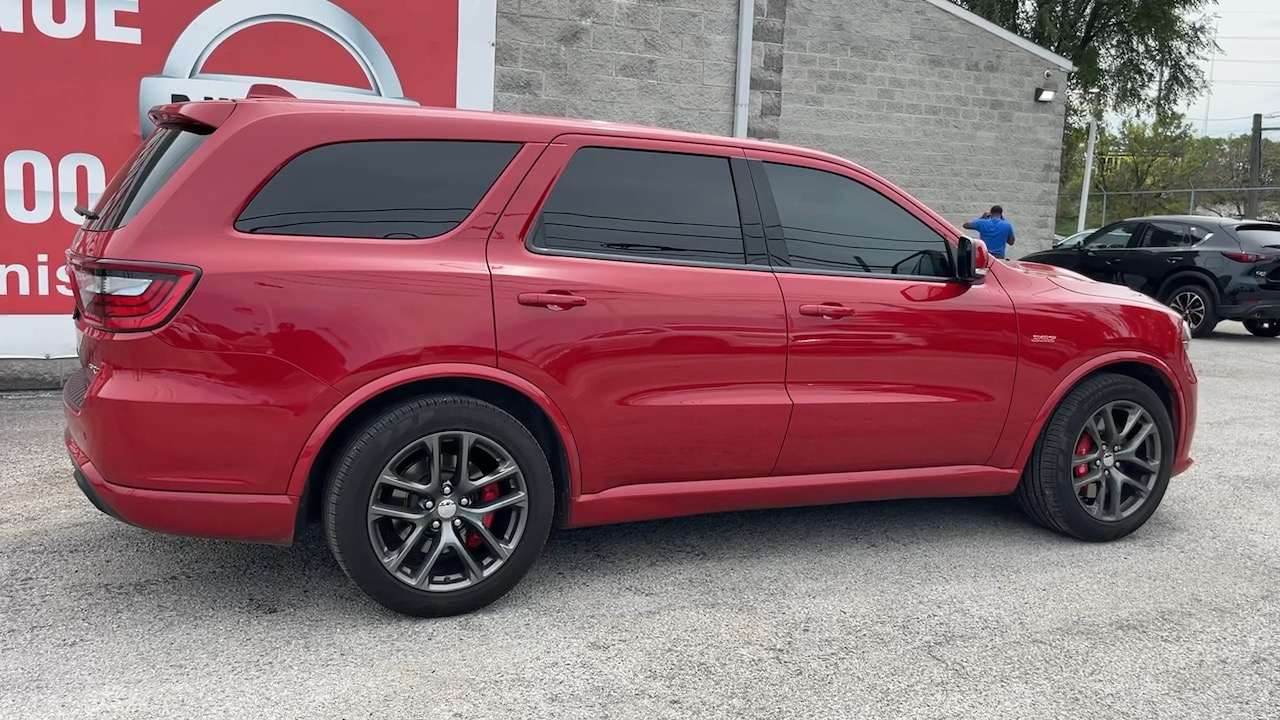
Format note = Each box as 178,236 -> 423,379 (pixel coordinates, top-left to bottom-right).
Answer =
64,98 -> 1197,552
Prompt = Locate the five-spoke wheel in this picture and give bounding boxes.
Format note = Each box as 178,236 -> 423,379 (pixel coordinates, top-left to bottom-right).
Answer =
324,396 -> 554,617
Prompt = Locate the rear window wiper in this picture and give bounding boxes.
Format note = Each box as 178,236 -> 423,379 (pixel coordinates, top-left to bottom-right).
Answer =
74,204 -> 100,220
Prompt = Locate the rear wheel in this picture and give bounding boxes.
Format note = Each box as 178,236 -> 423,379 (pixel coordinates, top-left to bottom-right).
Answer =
1165,284 -> 1218,337
1015,373 -> 1175,542
323,395 -> 554,617
1243,319 -> 1280,337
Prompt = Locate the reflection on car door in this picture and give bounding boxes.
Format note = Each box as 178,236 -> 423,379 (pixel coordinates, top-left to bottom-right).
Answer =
487,136 -> 792,496
745,150 -> 1019,475
1115,221 -> 1195,295
1079,221 -> 1144,284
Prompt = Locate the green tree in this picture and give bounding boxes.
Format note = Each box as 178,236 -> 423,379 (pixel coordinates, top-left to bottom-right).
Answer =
948,0 -> 1219,117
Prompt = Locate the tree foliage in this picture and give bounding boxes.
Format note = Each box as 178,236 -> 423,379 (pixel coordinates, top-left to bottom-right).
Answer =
948,0 -> 1219,118
1056,115 -> 1280,232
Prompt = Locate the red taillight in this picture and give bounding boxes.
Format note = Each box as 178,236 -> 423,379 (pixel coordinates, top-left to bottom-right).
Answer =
1224,251 -> 1267,263
66,255 -> 200,332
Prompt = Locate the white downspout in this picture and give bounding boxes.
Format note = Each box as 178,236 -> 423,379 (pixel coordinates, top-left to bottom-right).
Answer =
732,0 -> 754,138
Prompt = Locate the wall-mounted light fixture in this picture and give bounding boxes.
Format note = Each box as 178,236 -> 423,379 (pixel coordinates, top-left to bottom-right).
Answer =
1034,87 -> 1056,102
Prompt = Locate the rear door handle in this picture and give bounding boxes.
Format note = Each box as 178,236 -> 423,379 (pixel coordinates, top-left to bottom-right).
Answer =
799,303 -> 856,319
518,292 -> 587,310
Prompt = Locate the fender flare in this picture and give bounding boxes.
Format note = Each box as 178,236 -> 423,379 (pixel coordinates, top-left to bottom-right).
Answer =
285,363 -> 583,501
1009,350 -> 1185,473
1156,269 -> 1221,304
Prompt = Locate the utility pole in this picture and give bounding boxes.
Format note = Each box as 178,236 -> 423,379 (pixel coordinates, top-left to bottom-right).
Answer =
1078,117 -> 1098,232
1248,114 -> 1262,219
1247,114 -> 1280,219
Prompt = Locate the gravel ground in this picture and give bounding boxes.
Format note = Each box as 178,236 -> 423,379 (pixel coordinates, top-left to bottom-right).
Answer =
1,325 -> 1277,720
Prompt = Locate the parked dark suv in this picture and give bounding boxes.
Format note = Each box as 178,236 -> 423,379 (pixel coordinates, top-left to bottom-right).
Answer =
1021,215 -> 1280,338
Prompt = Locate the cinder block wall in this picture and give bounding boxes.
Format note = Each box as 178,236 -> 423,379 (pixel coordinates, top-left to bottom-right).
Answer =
495,0 -> 1067,254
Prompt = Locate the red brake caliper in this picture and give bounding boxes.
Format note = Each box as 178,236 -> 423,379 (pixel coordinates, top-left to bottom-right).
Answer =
464,483 -> 501,549
1073,433 -> 1093,483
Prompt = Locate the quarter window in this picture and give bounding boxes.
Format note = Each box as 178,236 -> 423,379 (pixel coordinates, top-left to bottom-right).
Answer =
530,147 -> 746,265
761,162 -> 951,277
235,140 -> 521,239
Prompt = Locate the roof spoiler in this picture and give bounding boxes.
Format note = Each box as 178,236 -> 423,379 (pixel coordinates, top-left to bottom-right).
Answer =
245,83 -> 296,99
145,85 -> 295,132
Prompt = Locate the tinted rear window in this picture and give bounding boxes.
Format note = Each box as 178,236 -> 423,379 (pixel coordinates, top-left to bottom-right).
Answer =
86,125 -> 211,230
1234,225 -> 1280,249
235,140 -> 521,240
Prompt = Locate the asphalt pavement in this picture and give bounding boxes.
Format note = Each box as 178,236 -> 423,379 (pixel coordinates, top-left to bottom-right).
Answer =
1,325 -> 1277,720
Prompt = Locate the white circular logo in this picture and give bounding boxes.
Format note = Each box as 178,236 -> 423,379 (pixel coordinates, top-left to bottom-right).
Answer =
1102,454 -> 1116,468
436,499 -> 457,519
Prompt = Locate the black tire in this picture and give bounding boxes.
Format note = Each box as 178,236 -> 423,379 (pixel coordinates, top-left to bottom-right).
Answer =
1015,373 -> 1175,542
1164,283 -> 1218,338
1243,319 -> 1280,338
323,395 -> 554,617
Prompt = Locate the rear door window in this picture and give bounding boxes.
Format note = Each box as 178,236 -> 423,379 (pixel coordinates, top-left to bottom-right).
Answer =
86,125 -> 211,230
235,140 -> 521,240
1136,222 -> 1191,248
529,146 -> 747,266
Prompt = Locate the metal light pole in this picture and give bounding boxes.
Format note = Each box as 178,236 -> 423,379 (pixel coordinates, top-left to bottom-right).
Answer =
1078,114 -> 1099,233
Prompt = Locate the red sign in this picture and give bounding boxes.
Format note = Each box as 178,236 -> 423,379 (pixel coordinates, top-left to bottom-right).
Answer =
1,0 -> 491,322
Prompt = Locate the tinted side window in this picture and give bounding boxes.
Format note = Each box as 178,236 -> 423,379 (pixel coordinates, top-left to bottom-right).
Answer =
235,140 -> 520,239
1085,222 -> 1140,249
531,147 -> 746,265
1139,222 -> 1189,248
761,162 -> 950,277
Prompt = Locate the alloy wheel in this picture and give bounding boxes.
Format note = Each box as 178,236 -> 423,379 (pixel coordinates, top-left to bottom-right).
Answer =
1168,291 -> 1206,330
367,431 -> 529,592
1070,401 -> 1163,522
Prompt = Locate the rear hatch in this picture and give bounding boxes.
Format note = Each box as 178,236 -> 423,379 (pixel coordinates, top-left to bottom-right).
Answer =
1229,224 -> 1280,288
68,103 -> 232,333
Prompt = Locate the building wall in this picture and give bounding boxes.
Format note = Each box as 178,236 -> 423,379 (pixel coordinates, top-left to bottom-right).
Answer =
494,0 -> 1068,254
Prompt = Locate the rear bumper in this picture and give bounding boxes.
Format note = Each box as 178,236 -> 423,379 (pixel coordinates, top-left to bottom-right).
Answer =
66,430 -> 298,546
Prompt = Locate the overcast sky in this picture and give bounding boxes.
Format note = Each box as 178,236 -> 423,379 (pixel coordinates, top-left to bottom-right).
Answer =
1179,0 -> 1280,137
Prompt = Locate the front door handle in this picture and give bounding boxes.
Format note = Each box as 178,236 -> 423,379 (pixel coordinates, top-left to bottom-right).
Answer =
799,303 -> 856,319
518,292 -> 587,310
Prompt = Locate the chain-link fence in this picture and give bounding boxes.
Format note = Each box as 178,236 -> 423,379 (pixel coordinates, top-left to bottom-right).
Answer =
1056,186 -> 1280,234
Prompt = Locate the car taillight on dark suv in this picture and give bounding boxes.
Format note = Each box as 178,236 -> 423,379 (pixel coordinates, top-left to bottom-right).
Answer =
67,255 -> 200,332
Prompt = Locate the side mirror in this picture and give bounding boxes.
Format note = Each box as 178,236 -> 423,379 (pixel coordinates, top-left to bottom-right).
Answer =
955,236 -> 990,282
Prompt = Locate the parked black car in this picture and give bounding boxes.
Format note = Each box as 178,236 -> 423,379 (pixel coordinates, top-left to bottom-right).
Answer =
1020,215 -> 1280,338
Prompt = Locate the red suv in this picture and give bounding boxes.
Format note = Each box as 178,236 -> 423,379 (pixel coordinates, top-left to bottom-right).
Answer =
64,93 -> 1198,617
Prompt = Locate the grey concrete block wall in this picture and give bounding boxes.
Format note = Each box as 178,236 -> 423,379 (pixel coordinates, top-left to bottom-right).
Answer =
496,0 -> 1068,254
494,0 -> 741,135
769,0 -> 1066,254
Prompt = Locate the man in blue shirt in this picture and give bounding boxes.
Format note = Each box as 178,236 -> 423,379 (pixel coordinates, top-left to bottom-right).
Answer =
963,205 -> 1016,259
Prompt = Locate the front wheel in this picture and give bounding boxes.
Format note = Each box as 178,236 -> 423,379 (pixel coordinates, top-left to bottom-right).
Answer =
1015,373 -> 1175,542
1243,319 -> 1280,338
1166,284 -> 1218,338
323,395 -> 555,617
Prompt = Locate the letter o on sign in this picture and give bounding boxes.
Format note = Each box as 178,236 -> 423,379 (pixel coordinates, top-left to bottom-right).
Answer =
3,150 -> 105,225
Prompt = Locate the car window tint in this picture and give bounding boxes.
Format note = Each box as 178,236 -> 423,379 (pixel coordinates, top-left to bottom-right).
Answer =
1188,226 -> 1213,244
761,162 -> 950,277
1085,223 -> 1140,249
1235,225 -> 1280,250
235,140 -> 520,239
531,147 -> 746,265
1140,222 -> 1189,248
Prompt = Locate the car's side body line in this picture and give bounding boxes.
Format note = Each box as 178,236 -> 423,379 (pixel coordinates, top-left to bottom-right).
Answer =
285,363 -> 583,503
568,464 -> 1022,528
